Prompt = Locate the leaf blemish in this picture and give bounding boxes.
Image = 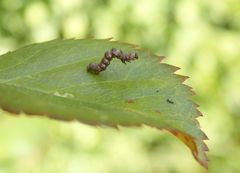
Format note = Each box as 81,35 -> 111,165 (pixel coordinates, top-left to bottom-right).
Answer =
126,99 -> 134,104
166,99 -> 174,104
53,91 -> 74,98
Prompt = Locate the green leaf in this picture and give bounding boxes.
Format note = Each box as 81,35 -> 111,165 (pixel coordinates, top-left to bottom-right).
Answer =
0,39 -> 208,168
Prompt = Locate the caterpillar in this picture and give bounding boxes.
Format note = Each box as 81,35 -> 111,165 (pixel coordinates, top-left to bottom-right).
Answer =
87,48 -> 138,74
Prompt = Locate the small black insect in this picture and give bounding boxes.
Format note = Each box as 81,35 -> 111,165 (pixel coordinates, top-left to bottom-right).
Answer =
167,99 -> 174,104
87,48 -> 138,74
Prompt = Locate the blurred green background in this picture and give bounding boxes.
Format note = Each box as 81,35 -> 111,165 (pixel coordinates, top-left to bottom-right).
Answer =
0,0 -> 240,172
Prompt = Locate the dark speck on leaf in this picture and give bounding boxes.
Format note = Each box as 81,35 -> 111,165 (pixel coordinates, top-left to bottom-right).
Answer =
167,99 -> 174,104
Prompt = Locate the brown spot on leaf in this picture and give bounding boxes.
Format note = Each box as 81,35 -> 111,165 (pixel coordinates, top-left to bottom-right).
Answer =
167,129 -> 208,169
170,130 -> 178,136
169,129 -> 197,153
126,99 -> 134,104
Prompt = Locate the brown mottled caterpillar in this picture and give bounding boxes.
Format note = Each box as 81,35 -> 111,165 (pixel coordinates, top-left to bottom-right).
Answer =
87,48 -> 138,74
